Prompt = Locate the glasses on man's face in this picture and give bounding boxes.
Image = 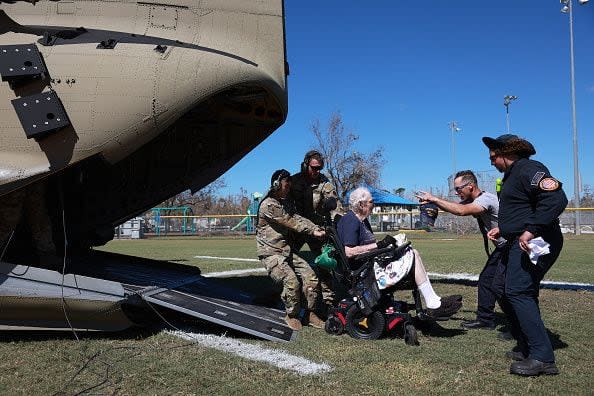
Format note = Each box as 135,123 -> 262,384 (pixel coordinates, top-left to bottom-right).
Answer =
489,154 -> 499,162
454,183 -> 470,193
309,165 -> 323,171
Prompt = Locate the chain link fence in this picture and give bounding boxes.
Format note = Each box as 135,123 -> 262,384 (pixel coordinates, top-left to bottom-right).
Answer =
137,208 -> 594,237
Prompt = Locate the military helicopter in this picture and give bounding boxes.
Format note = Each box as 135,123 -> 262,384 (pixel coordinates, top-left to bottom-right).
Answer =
0,0 -> 294,341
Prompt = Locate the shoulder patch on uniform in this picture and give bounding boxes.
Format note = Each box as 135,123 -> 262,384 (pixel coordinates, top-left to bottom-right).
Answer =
539,177 -> 560,191
531,171 -> 546,186
322,182 -> 335,193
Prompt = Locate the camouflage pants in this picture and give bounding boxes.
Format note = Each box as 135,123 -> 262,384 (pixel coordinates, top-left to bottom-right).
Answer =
291,235 -> 335,308
259,253 -> 319,317
0,184 -> 56,255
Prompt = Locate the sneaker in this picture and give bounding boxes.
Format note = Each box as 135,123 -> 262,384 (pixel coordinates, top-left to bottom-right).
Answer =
426,300 -> 462,319
284,315 -> 302,331
461,320 -> 496,330
441,295 -> 463,305
307,312 -> 325,329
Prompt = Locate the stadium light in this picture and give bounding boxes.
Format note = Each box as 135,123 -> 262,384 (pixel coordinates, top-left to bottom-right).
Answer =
503,95 -> 518,133
560,0 -> 588,235
448,121 -> 462,196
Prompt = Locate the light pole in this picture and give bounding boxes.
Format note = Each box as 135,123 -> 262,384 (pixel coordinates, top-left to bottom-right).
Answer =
503,95 -> 518,134
449,121 -> 461,195
561,0 -> 588,235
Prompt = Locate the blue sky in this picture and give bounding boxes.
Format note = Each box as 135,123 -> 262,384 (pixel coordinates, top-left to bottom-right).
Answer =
220,1 -> 594,200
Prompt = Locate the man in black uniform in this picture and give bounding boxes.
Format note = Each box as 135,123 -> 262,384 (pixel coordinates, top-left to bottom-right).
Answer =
289,150 -> 342,315
482,134 -> 567,376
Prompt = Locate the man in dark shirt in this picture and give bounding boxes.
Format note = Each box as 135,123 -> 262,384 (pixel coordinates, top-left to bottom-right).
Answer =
289,150 -> 342,314
483,134 -> 567,376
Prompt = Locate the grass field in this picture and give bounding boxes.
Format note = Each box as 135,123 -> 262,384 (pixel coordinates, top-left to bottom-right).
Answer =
1,234 -> 593,395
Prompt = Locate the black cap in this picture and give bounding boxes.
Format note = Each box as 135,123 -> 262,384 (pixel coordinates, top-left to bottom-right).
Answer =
482,134 -> 519,149
482,134 -> 536,157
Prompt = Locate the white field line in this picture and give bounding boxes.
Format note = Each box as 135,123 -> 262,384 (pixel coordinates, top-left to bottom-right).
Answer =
194,255 -> 594,290
203,268 -> 266,278
166,330 -> 332,376
194,255 -> 258,262
194,255 -> 263,278
428,272 -> 478,281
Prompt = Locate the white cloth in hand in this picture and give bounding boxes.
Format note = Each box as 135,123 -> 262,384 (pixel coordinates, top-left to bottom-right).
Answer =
527,237 -> 550,265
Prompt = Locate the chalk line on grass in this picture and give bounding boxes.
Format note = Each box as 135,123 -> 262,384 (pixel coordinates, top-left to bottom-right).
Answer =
166,330 -> 332,376
203,268 -> 266,278
194,255 -> 594,290
194,255 -> 259,262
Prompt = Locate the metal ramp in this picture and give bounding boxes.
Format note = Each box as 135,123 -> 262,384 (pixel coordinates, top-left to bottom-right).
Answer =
27,250 -> 296,342
139,286 -> 295,342
0,261 -> 135,331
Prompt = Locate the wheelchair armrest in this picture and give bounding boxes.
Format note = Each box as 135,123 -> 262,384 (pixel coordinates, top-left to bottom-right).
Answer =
392,241 -> 412,258
352,246 -> 394,262
351,241 -> 412,268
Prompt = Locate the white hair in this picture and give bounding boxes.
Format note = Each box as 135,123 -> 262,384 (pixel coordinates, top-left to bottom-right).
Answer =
349,187 -> 371,210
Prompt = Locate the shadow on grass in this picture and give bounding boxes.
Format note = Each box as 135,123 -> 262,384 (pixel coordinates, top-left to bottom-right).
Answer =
213,274 -> 284,308
0,325 -> 162,343
548,328 -> 569,351
415,319 -> 467,338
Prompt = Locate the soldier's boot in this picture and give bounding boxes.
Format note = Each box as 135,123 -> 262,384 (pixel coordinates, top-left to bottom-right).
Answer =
307,311 -> 325,329
284,315 -> 302,331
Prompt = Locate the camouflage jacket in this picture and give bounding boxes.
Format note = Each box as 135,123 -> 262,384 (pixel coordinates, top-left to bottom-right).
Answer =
256,196 -> 320,257
289,172 -> 343,226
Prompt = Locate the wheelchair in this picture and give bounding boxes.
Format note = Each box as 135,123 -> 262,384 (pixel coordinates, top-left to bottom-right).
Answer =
320,226 -> 439,345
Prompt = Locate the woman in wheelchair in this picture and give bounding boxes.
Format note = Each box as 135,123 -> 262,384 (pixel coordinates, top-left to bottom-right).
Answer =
336,187 -> 462,320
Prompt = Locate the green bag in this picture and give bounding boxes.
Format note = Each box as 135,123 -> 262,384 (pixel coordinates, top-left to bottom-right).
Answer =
314,244 -> 337,270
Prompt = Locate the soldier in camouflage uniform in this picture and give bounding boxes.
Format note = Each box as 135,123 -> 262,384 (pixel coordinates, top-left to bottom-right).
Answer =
289,150 -> 342,315
257,169 -> 326,331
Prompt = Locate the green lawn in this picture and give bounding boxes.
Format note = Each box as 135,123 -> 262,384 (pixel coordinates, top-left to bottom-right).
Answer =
96,233 -> 594,283
0,234 -> 592,395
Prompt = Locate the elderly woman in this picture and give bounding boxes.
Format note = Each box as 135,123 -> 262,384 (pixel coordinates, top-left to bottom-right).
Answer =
337,187 -> 462,319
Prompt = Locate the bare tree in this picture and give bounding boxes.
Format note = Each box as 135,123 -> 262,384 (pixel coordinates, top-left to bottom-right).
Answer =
311,112 -> 385,200
156,178 -> 227,214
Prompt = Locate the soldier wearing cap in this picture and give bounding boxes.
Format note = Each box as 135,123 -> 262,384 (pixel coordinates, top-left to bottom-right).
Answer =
289,150 -> 343,315
482,134 -> 567,376
256,169 -> 326,331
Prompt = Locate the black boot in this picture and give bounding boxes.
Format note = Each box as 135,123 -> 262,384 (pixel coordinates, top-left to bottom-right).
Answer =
510,358 -> 559,376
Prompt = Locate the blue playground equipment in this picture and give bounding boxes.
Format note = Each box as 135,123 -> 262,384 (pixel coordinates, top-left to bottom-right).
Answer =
231,192 -> 263,234
152,206 -> 193,235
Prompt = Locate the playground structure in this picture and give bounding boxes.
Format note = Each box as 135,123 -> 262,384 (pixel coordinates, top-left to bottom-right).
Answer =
231,192 -> 263,233
151,207 -> 194,236
148,193 -> 264,236
142,206 -> 594,237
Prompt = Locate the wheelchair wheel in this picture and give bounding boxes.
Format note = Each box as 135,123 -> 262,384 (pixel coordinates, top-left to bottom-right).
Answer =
404,322 -> 419,346
345,305 -> 385,340
325,315 -> 344,336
